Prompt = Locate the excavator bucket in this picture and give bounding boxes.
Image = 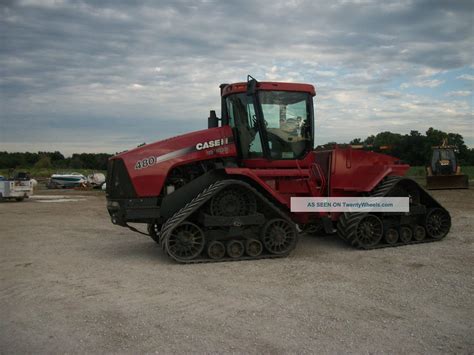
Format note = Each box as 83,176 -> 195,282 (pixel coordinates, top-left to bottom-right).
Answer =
426,174 -> 469,190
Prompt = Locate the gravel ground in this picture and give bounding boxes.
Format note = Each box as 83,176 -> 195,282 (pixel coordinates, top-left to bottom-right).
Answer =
0,188 -> 473,353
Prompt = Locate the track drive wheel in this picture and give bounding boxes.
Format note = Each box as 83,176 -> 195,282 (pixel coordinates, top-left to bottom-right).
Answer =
355,214 -> 383,248
262,219 -> 298,255
166,222 -> 205,261
425,208 -> 451,240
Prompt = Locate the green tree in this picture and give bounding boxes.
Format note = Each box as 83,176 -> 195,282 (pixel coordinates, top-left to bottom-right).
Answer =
69,155 -> 84,169
399,130 -> 426,165
34,155 -> 52,169
447,132 -> 469,163
364,135 -> 375,145
424,127 -> 447,161
466,148 -> 474,165
373,131 -> 403,147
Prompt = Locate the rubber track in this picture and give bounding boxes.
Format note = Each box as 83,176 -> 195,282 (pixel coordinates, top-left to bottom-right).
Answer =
337,176 -> 450,249
160,179 -> 298,264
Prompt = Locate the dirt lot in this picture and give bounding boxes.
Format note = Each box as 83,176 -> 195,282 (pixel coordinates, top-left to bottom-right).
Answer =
1,188 -> 473,353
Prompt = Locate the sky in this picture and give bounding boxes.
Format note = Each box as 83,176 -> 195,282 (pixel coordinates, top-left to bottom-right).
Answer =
1,0 -> 473,155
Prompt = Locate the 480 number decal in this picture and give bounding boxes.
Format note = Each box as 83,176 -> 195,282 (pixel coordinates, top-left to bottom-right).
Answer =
135,156 -> 156,170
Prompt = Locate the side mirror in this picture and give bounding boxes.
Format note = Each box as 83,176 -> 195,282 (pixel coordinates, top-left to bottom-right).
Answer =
208,110 -> 219,128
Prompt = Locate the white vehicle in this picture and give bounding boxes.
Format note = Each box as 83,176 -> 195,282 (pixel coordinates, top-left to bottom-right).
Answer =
48,173 -> 87,188
87,173 -> 106,188
0,178 -> 34,201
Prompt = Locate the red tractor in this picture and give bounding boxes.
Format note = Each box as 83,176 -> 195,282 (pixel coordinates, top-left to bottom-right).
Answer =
106,76 -> 451,263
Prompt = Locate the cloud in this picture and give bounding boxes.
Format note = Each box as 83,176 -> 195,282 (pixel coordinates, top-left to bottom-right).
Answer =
1,0 -> 473,155
457,74 -> 474,81
401,79 -> 445,89
446,91 -> 472,97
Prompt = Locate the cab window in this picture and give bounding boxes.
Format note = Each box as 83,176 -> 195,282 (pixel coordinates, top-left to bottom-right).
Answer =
259,91 -> 311,159
226,94 -> 263,158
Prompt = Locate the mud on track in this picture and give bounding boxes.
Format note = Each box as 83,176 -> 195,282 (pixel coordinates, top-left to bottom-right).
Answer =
0,188 -> 473,353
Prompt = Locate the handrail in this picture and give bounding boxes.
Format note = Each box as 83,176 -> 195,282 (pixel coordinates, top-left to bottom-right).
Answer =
310,163 -> 326,193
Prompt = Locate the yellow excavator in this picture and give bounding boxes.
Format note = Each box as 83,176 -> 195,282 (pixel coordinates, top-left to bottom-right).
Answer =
426,138 -> 469,190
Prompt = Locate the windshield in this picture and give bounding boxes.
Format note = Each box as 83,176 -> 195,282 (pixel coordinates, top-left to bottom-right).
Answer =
439,149 -> 455,160
259,91 -> 312,159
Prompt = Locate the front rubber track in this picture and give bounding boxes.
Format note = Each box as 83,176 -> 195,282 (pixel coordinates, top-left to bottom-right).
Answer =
160,179 -> 298,264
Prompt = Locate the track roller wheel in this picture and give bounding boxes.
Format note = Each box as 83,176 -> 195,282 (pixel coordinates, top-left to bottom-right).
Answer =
262,219 -> 297,255
425,208 -> 451,240
384,228 -> 399,245
147,222 -> 161,244
355,215 -> 383,248
399,226 -> 413,243
413,225 -> 426,241
227,240 -> 244,258
207,241 -> 225,260
167,222 -> 205,261
245,239 -> 263,257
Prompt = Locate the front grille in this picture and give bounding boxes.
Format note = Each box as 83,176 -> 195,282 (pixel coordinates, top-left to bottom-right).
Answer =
106,159 -> 137,199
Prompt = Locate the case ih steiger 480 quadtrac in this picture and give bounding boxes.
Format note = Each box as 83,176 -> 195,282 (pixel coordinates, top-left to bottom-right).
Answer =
106,76 -> 451,263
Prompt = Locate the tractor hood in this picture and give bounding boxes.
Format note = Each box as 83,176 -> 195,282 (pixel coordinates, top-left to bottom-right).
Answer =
111,125 -> 237,197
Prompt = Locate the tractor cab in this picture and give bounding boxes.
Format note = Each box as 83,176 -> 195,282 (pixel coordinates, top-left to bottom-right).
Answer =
217,77 -> 315,161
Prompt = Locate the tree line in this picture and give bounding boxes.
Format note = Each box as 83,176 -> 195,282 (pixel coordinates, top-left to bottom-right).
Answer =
0,151 -> 112,170
1,127 -> 473,170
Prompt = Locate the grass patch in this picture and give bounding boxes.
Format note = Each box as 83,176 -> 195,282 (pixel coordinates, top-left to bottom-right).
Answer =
407,166 -> 474,178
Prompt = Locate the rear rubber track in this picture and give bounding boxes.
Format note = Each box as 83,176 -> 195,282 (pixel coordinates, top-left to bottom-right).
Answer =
337,176 -> 451,249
